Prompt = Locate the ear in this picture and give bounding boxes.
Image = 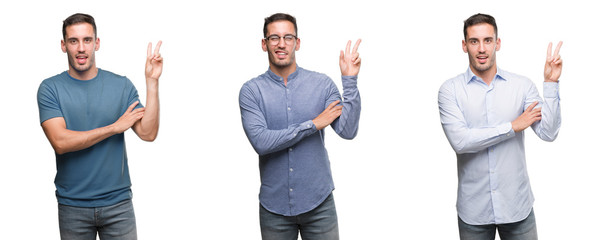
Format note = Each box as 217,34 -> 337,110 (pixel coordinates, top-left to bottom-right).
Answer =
462,40 -> 467,53
61,39 -> 67,53
295,37 -> 301,51
495,38 -> 501,51
262,38 -> 268,52
95,37 -> 100,51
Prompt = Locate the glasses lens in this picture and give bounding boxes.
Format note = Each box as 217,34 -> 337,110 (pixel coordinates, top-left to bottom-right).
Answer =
268,36 -> 280,45
284,35 -> 295,43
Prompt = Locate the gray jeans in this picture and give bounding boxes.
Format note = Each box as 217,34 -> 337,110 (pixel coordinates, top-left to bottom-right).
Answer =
458,209 -> 537,240
58,199 -> 137,240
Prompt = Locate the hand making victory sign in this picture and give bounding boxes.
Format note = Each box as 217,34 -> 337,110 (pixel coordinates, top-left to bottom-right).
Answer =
146,40 -> 163,81
339,39 -> 362,76
544,41 -> 563,82
132,40 -> 163,141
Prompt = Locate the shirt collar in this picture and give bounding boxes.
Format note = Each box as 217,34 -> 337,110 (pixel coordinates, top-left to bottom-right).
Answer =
465,66 -> 507,84
266,65 -> 301,83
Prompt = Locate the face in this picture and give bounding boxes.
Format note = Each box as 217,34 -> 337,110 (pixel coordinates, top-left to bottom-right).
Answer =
462,23 -> 501,76
262,20 -> 300,70
61,23 -> 100,77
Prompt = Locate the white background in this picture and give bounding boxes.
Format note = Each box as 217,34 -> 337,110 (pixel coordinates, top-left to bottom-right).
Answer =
1,0 -> 598,239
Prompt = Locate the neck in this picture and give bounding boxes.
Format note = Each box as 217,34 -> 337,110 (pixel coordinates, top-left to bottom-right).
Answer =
68,66 -> 98,80
471,65 -> 497,85
270,63 -> 296,86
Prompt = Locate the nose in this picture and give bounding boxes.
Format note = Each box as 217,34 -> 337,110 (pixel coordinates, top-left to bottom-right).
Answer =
77,41 -> 85,52
277,38 -> 286,48
477,42 -> 485,53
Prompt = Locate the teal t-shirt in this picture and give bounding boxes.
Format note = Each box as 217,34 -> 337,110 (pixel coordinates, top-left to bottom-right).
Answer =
37,69 -> 142,207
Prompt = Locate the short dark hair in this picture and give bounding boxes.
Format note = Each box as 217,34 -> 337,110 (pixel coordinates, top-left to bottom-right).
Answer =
62,13 -> 97,40
463,13 -> 497,40
263,13 -> 297,38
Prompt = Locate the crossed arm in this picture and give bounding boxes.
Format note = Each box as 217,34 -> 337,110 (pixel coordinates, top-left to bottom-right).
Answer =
42,41 -> 163,155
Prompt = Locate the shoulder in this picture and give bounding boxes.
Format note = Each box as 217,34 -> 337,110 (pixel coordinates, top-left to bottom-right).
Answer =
499,69 -> 533,85
40,71 -> 67,86
38,71 -> 69,96
439,72 -> 468,92
241,72 -> 268,90
98,69 -> 136,88
298,67 -> 331,82
99,69 -> 129,82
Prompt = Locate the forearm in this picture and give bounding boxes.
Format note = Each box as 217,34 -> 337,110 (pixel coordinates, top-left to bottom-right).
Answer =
43,120 -> 118,155
442,122 -> 515,154
134,80 -> 160,141
244,120 -> 316,155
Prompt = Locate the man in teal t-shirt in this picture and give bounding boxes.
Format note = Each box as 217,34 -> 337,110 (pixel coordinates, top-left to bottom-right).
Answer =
37,13 -> 163,240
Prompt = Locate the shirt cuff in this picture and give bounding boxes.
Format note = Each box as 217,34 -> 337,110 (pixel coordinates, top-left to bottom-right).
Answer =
301,120 -> 317,132
497,122 -> 515,139
543,81 -> 559,98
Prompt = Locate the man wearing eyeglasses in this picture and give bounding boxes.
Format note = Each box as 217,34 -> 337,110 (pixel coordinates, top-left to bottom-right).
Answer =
239,13 -> 362,240
438,13 -> 562,239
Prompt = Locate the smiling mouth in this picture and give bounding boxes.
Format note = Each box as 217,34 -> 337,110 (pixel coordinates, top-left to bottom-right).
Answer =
76,55 -> 88,64
275,50 -> 288,59
476,55 -> 488,63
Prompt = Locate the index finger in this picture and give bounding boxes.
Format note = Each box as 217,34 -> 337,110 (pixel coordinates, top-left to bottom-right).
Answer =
526,101 -> 539,111
328,100 -> 341,108
352,39 -> 362,53
147,42 -> 152,58
154,40 -> 163,55
553,41 -> 563,56
127,101 -> 140,111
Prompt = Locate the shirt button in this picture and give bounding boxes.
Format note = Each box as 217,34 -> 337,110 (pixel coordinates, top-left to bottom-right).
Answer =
287,107 -> 291,111
307,124 -> 311,128
289,168 -> 293,172
289,148 -> 293,152
289,188 -> 293,192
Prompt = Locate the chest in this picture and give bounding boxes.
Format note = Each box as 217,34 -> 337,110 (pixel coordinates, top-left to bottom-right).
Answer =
258,81 -> 330,128
57,80 -> 132,131
457,81 -> 527,126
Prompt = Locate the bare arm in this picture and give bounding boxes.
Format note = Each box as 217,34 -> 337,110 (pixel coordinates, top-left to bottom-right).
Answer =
132,41 -> 162,141
42,101 -> 144,154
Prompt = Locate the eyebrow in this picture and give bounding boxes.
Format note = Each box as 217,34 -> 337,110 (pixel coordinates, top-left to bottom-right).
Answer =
468,37 -> 495,41
66,37 -> 94,41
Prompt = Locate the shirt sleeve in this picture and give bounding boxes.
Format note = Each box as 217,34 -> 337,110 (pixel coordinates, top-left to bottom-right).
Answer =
328,75 -> 361,139
239,82 -> 318,156
37,81 -> 63,124
528,81 -> 561,141
125,77 -> 143,109
438,81 -> 515,154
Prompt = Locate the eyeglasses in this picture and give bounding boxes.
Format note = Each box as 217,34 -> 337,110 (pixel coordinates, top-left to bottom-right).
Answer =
265,34 -> 297,45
